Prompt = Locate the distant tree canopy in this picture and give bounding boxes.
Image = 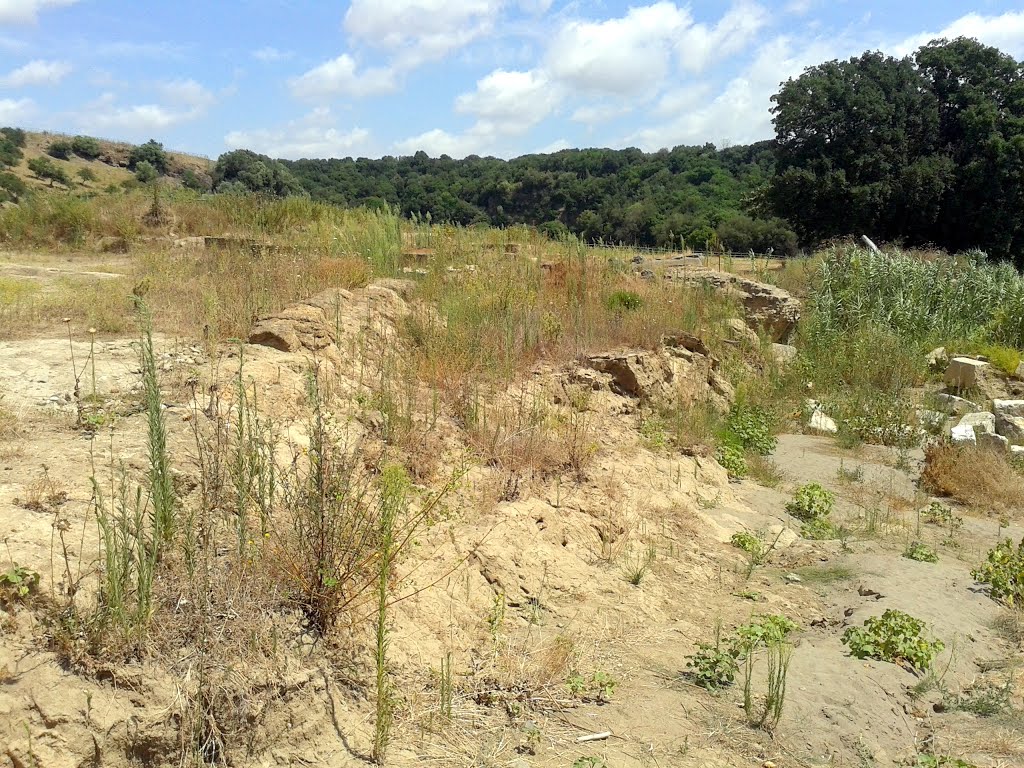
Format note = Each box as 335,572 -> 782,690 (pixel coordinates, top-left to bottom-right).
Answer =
27,156 -> 71,187
71,135 -> 102,159
46,139 -> 74,160
213,149 -> 305,197
766,38 -> 1024,262
129,139 -> 169,174
280,143 -> 797,254
0,127 -> 24,168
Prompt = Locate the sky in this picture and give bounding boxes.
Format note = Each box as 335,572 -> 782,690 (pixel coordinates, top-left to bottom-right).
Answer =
1,1 -> 1023,161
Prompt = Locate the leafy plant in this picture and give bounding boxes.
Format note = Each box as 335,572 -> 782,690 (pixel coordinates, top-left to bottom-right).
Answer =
730,531 -> 762,557
724,403 -> 777,456
786,482 -> 835,522
922,502 -> 962,530
800,517 -> 837,540
903,541 -> 939,563
972,537 -> 1024,606
606,289 -> 642,312
567,670 -> 617,703
685,642 -> 740,690
0,564 -> 40,606
842,609 -> 944,671
715,444 -> 747,479
573,758 -> 607,768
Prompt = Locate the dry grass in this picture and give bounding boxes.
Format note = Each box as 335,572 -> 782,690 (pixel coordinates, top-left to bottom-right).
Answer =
921,442 -> 1024,512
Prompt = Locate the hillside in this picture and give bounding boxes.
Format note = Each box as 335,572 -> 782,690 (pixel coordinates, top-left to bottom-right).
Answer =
2,130 -> 212,195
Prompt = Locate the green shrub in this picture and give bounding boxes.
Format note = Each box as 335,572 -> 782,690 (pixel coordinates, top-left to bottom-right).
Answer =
730,531 -> 762,556
685,642 -> 739,690
903,541 -> 939,563
129,139 -> 169,174
800,517 -> 837,540
842,609 -> 944,671
46,139 -> 74,160
922,502 -> 962,530
913,757 -> 978,768
972,538 -> 1024,606
77,167 -> 97,183
724,403 -> 777,456
606,289 -> 642,312
71,135 -> 102,159
786,482 -> 834,522
0,564 -> 40,607
135,161 -> 158,183
715,444 -> 747,478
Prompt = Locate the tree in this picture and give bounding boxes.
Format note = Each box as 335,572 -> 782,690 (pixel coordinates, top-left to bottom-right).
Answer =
46,140 -> 74,160
71,135 -> 102,159
77,167 -> 97,183
129,139 -> 169,174
0,170 -> 27,201
0,127 -> 26,147
134,161 -> 158,183
28,156 -> 71,187
181,168 -> 211,192
213,149 -> 305,197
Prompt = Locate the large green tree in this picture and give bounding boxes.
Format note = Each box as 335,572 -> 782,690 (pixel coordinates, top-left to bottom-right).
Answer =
213,149 -> 305,197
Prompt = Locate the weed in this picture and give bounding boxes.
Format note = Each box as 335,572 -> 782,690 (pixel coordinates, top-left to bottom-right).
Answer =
842,610 -> 944,671
623,543 -> 656,586
747,454 -> 785,488
685,642 -> 740,690
801,518 -> 838,540
911,758 -> 977,768
573,758 -> 607,768
724,402 -> 778,456
606,289 -> 642,312
972,538 -> 1024,606
786,482 -> 835,522
903,541 -> 939,563
715,444 -> 747,479
922,502 -> 963,531
731,531 -> 763,557
0,563 -> 40,608
951,677 -> 1014,717
438,652 -> 453,719
921,441 -> 1024,511
795,565 -> 856,584
566,670 -> 617,703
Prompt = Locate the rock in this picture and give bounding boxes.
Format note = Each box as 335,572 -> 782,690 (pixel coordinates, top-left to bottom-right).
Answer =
995,413 -> 1024,446
806,401 -> 838,434
725,317 -> 759,345
945,357 -> 989,391
585,350 -> 673,399
978,431 -> 1010,454
784,573 -> 802,583
934,393 -> 981,416
670,268 -> 802,342
771,343 -> 798,364
1016,362 -> 1024,380
950,422 -> 977,445
709,370 -> 735,402
993,399 -> 1024,419
959,411 -> 995,435
926,346 -> 948,370
1011,445 -> 1024,457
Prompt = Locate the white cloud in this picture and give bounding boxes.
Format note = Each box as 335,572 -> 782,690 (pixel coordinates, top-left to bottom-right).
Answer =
157,79 -> 215,109
546,2 -> 691,96
570,102 -> 635,126
892,11 -> 1024,59
626,35 -> 843,150
0,0 -> 77,24
225,108 -> 370,160
534,138 -> 570,154
252,46 -> 292,62
290,54 -> 396,99
676,1 -> 771,73
455,68 -> 560,132
0,97 -> 34,123
344,0 -> 502,69
0,59 -> 71,88
75,89 -> 211,137
395,128 -> 487,158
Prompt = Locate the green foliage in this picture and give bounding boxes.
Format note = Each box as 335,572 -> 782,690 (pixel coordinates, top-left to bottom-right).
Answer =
977,344 -> 1021,375
213,149 -> 305,197
972,537 -> 1024,606
922,502 -> 962,530
606,289 -> 642,312
903,541 -> 939,563
715,444 -> 747,478
912,757 -> 978,768
730,531 -> 762,556
285,144 -> 797,252
181,168 -> 209,192
724,403 -> 777,456
128,139 -> 168,174
842,609 -> 945,670
767,39 -> 1024,263
573,758 -> 607,768
567,670 -> 618,703
70,135 -> 102,159
785,483 -> 834,522
27,156 -> 72,187
800,517 -> 837,540
76,167 -> 97,183
46,139 -> 74,160
734,615 -> 798,651
685,642 -> 740,690
0,171 -> 27,202
0,564 -> 40,606
134,161 -> 158,183
0,127 -> 26,148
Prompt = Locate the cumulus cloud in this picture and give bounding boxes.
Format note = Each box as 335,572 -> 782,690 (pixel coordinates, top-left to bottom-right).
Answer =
0,0 -> 77,24
394,128 -> 484,158
74,82 -> 216,138
455,68 -> 560,131
290,54 -> 396,99
0,97 -> 34,123
225,108 -> 370,160
344,0 -> 501,69
892,10 -> 1024,58
0,59 -> 71,88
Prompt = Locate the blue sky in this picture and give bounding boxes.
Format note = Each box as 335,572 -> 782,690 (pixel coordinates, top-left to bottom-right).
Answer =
1,1 -> 1023,160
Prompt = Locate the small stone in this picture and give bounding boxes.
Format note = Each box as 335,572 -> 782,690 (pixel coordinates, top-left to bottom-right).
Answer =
950,422 -> 977,445
771,343 -> 798,364
996,413 -> 1024,446
784,573 -> 802,583
934,393 -> 981,416
978,431 -> 1010,454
